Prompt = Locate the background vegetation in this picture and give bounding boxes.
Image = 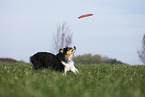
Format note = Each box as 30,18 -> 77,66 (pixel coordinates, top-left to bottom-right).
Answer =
138,34 -> 145,64
74,53 -> 124,65
52,23 -> 73,53
0,62 -> 145,97
0,58 -> 24,63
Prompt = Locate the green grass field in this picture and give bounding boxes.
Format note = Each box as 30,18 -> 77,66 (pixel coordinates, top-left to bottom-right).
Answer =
0,62 -> 145,97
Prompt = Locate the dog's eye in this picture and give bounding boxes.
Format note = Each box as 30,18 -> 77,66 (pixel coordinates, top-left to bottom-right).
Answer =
68,48 -> 71,50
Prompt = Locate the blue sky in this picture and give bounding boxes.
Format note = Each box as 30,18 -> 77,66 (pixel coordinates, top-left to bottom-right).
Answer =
0,0 -> 145,65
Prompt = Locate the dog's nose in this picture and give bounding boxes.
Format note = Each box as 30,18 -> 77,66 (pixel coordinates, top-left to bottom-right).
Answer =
74,46 -> 76,50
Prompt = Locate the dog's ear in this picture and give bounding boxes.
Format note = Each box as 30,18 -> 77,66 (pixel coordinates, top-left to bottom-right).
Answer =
59,49 -> 64,53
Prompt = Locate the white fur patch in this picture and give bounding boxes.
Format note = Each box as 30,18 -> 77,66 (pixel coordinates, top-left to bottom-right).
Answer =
61,60 -> 79,75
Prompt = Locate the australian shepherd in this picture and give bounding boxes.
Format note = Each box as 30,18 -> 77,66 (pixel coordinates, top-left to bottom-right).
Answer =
30,46 -> 79,75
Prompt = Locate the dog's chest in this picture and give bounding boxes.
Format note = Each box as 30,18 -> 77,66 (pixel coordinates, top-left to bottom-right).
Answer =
63,61 -> 74,69
66,62 -> 74,69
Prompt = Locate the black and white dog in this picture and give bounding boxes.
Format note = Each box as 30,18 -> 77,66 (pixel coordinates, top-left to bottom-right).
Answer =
30,46 -> 79,75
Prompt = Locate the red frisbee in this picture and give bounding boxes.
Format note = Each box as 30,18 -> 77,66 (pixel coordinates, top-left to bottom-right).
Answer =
78,13 -> 93,19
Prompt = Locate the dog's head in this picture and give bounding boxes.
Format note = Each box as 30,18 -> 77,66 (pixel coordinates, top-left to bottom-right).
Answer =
59,46 -> 76,58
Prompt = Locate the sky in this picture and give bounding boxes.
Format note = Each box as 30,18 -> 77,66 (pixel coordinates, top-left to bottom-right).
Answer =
0,0 -> 145,65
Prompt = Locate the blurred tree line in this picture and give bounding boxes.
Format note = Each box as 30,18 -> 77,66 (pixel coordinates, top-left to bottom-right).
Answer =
74,53 -> 124,65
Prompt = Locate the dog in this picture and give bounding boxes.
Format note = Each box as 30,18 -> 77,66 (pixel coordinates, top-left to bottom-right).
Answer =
30,46 -> 79,75
61,46 -> 79,75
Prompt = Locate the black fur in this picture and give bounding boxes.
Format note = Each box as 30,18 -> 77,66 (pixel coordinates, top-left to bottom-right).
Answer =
30,47 -> 70,71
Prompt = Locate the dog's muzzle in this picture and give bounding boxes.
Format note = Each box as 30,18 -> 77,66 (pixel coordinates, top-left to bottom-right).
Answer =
74,46 -> 76,50
72,46 -> 76,53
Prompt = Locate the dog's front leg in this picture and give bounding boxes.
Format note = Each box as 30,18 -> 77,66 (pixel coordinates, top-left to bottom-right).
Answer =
63,67 -> 68,75
62,61 -> 67,75
75,68 -> 79,74
71,67 -> 79,74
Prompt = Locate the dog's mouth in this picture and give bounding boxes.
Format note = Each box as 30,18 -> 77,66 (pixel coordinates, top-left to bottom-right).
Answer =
71,46 -> 76,53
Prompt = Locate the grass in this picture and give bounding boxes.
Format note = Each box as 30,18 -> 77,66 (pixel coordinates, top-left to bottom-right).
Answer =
0,62 -> 145,97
